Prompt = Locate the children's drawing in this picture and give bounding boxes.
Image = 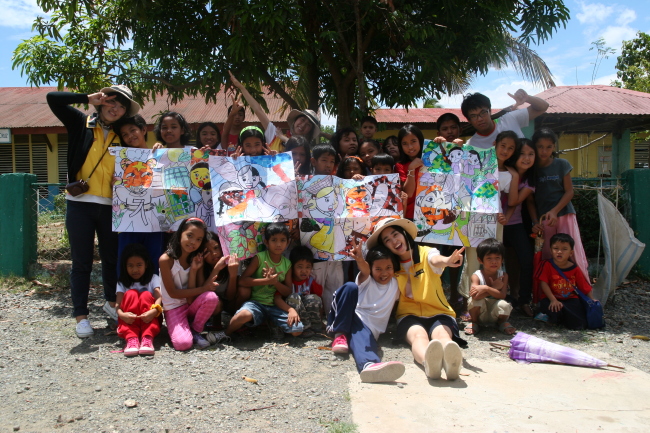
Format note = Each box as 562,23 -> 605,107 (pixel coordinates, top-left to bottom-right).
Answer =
110,147 -> 220,233
415,140 -> 499,246
208,153 -> 297,225
297,174 -> 402,260
215,219 -> 299,260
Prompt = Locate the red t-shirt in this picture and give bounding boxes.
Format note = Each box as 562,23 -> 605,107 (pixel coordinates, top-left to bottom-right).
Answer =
395,162 -> 420,220
538,261 -> 592,300
292,276 -> 323,297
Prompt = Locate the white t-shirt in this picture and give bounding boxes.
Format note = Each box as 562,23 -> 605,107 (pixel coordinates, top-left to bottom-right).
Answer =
398,248 -> 443,300
116,274 -> 161,295
160,260 -> 191,311
467,109 -> 529,149
355,274 -> 399,340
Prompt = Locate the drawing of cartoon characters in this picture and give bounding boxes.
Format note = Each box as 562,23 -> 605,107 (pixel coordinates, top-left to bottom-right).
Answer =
344,185 -> 371,217
303,176 -> 345,257
114,157 -> 160,231
367,176 -> 402,217
237,164 -> 266,190
448,147 -> 463,174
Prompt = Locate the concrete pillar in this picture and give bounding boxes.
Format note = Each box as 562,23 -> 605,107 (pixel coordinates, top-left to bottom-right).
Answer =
612,129 -> 631,177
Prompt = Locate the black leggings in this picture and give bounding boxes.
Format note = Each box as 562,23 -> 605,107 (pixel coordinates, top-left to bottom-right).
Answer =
539,297 -> 586,330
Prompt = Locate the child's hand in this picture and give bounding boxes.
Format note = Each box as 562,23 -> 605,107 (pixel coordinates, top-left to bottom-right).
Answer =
497,213 -> 508,225
469,285 -> 484,298
508,89 -> 529,109
191,253 -> 204,271
531,221 -> 544,235
445,247 -> 465,268
433,136 -> 447,144
542,211 -> 558,227
152,142 -> 164,150
118,310 -> 137,325
349,237 -> 364,261
231,145 -> 243,159
263,261 -> 279,285
452,138 -> 464,145
351,174 -> 365,181
227,253 -> 239,276
287,308 -> 301,326
293,160 -> 302,174
139,308 -> 157,324
487,276 -> 505,291
408,158 -> 424,171
549,299 -> 563,312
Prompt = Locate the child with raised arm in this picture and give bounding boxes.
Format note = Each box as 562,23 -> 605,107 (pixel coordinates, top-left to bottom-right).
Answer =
466,238 -> 516,336
328,238 -> 404,383
208,223 -> 303,343
537,233 -> 596,330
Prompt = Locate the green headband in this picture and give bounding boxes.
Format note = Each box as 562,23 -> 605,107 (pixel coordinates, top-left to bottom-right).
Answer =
240,125 -> 265,137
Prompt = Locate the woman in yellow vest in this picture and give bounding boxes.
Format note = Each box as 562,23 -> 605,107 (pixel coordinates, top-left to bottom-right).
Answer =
366,218 -> 467,380
47,85 -> 140,338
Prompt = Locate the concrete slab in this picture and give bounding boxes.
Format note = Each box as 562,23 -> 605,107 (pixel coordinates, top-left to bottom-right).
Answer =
348,358 -> 650,433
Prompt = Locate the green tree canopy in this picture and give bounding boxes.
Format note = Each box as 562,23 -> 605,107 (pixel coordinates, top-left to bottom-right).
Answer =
614,31 -> 650,94
13,0 -> 569,127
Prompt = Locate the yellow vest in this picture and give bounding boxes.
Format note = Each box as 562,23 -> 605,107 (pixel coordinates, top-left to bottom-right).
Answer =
395,245 -> 456,320
76,125 -> 119,199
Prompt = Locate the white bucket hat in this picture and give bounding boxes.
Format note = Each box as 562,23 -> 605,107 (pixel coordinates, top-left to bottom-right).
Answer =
97,85 -> 141,117
287,109 -> 321,143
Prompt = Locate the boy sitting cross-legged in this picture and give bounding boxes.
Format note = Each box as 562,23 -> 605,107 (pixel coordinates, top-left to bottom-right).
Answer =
208,223 -> 303,343
466,238 -> 516,336
537,233 -> 596,330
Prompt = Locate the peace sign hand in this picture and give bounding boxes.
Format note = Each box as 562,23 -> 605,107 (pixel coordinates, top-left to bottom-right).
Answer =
446,247 -> 465,268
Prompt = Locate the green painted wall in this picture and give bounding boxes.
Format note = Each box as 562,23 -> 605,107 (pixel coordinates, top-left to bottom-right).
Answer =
0,173 -> 37,276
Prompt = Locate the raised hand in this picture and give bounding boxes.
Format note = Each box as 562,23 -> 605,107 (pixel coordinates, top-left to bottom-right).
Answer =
507,89 -> 528,109
87,92 -> 116,106
446,247 -> 465,267
191,252 -> 204,271
349,237 -> 364,261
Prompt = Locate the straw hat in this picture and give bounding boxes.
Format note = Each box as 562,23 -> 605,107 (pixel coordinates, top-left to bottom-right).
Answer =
97,85 -> 141,117
287,109 -> 321,142
366,217 -> 417,249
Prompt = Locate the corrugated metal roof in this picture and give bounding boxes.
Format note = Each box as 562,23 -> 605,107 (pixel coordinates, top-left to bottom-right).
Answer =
536,85 -> 650,116
0,87 -> 292,129
374,107 -> 500,124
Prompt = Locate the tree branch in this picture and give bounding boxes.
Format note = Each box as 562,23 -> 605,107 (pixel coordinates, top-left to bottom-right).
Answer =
258,68 -> 301,110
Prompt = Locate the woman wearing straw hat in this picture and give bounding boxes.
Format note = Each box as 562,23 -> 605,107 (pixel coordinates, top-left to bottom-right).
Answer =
47,85 -> 141,338
366,217 -> 468,380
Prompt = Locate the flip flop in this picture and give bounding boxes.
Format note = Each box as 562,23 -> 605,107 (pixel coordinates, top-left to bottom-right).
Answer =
464,322 -> 479,335
499,322 -> 517,335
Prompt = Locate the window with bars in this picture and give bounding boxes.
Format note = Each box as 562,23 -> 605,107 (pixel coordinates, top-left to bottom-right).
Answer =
0,134 -> 52,183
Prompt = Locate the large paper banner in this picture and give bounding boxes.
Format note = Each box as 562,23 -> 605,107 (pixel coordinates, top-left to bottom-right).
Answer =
297,174 -> 402,260
208,153 -> 297,225
414,140 -> 499,246
110,147 -> 217,233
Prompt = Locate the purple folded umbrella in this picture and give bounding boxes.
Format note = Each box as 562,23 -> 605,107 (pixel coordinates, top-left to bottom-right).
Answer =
502,332 -> 622,369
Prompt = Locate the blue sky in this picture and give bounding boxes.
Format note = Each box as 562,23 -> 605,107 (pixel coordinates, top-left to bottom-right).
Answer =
0,0 -> 648,124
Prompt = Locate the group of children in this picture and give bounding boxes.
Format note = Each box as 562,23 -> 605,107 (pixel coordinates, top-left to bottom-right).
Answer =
109,85 -> 598,384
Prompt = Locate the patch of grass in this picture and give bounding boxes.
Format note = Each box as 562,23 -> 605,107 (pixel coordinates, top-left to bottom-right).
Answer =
0,275 -> 33,293
342,391 -> 351,401
321,420 -> 357,433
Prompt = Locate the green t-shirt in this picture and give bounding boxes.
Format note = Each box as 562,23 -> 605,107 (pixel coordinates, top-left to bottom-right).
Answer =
250,250 -> 291,306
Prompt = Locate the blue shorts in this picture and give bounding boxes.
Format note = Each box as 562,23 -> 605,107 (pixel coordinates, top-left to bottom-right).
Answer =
237,301 -> 304,334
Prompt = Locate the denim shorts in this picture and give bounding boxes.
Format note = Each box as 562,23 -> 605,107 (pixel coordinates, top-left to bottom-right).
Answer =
237,301 -> 304,334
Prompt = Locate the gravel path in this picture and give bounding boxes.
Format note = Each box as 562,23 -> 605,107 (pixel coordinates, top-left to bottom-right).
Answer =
1,279 -> 649,432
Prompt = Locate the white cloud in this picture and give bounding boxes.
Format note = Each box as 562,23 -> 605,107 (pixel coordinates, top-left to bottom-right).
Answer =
592,72 -> 618,85
616,9 -> 636,26
576,2 -> 614,24
0,0 -> 47,28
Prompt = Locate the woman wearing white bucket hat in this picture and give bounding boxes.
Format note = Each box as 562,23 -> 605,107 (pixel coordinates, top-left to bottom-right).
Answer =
367,217 -> 468,380
47,85 -> 140,338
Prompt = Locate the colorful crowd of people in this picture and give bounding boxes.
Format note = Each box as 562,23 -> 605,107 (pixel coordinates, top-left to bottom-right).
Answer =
47,75 -> 597,384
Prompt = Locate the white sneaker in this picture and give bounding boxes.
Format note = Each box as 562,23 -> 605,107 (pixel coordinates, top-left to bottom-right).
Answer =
103,302 -> 118,321
76,319 -> 94,338
442,341 -> 463,380
360,362 -> 405,383
423,339 -> 444,379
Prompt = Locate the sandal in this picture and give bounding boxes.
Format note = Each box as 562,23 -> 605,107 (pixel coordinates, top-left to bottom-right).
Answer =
464,322 -> 479,335
499,322 -> 517,335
